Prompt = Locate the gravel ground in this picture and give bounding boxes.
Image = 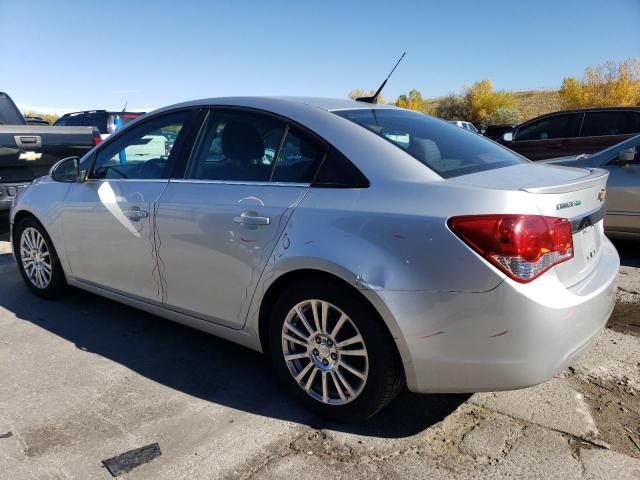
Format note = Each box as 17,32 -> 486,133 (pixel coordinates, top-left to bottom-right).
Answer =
0,224 -> 639,479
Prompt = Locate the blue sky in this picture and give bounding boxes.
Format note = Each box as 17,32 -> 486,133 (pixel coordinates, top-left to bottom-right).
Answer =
2,0 -> 639,114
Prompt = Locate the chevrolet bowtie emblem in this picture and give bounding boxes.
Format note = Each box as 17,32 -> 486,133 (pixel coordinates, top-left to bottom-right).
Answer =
19,151 -> 42,161
597,189 -> 606,202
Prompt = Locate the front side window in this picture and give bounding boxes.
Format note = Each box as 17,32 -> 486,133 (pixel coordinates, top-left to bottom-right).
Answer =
187,109 -> 286,182
515,113 -> 581,141
334,109 -> 525,178
91,111 -> 188,180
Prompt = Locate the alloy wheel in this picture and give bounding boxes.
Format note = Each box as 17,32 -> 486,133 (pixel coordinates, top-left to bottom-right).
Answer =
281,300 -> 369,405
20,227 -> 52,289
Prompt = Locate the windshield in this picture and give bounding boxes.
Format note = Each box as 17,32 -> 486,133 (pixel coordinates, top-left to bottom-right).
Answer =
334,109 -> 527,178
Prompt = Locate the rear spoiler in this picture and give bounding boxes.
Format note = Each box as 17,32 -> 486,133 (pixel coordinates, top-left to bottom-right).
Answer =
520,168 -> 609,194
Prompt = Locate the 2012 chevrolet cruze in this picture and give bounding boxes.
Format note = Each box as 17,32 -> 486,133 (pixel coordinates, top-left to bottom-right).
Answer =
10,97 -> 619,421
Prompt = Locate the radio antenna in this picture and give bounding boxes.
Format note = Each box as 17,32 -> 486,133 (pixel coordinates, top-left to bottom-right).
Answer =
356,52 -> 406,104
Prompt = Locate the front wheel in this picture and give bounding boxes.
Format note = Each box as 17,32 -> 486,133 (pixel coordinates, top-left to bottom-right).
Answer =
13,216 -> 67,298
268,279 -> 404,422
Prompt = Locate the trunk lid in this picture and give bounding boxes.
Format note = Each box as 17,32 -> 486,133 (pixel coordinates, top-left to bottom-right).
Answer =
449,163 -> 609,287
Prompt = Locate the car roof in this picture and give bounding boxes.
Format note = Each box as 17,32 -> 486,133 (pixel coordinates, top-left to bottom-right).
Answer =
154,96 -> 399,114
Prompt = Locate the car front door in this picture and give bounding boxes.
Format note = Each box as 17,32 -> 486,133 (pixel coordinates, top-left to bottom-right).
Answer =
60,110 -> 195,301
601,142 -> 640,234
154,108 -> 326,329
507,113 -> 583,160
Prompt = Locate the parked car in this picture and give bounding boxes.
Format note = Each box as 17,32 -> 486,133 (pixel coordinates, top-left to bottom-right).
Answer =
10,97 -> 619,421
499,107 -> 640,160
448,120 -> 479,133
24,115 -> 50,126
483,124 -> 516,140
54,110 -> 144,139
0,91 -> 100,213
545,134 -> 640,239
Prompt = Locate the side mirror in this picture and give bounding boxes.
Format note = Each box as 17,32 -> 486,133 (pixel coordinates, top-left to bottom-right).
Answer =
50,156 -> 81,182
502,132 -> 514,142
617,148 -> 637,165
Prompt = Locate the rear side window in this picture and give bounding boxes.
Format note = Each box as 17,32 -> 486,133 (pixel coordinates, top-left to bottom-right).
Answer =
581,111 -> 640,137
187,109 -> 286,182
515,113 -> 582,141
334,109 -> 525,179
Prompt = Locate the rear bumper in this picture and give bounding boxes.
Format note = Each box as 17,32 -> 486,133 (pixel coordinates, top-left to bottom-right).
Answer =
379,236 -> 619,393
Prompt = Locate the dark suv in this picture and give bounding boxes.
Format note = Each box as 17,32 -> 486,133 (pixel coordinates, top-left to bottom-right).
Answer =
499,107 -> 640,160
54,110 -> 144,137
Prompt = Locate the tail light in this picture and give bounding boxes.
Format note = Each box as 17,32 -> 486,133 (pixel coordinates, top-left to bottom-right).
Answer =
448,214 -> 573,283
93,130 -> 102,146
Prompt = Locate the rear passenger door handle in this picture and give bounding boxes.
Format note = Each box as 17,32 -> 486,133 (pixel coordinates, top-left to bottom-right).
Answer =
234,211 -> 270,226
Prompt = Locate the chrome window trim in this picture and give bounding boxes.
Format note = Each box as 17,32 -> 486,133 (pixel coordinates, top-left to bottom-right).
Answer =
82,178 -> 169,184
168,179 -> 310,187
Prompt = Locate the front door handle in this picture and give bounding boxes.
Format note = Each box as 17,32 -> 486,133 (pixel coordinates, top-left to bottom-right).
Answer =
123,207 -> 149,221
234,210 -> 270,226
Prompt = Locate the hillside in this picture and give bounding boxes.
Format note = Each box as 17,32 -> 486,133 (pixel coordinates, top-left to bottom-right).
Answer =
424,89 -> 562,123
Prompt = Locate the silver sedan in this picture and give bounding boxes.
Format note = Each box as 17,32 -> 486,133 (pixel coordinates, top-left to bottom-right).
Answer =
10,97 -> 619,421
545,134 -> 640,240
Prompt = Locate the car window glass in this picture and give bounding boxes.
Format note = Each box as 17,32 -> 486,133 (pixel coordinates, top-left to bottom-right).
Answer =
515,114 -> 580,141
581,111 -> 636,137
334,109 -> 525,179
63,115 -> 84,127
313,148 -> 369,187
91,111 -> 188,180
85,113 -> 108,133
187,109 -> 286,182
271,128 -> 326,183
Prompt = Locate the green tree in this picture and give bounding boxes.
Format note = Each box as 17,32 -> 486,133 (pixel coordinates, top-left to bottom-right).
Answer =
394,89 -> 425,112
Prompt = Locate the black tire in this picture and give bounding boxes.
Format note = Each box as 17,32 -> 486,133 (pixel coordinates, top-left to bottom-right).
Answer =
13,216 -> 67,299
268,279 -> 404,422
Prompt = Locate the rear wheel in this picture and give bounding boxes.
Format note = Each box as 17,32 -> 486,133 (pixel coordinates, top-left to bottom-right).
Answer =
14,216 -> 67,298
268,279 -> 404,422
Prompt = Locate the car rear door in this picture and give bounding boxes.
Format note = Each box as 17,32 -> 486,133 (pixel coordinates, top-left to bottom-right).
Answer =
60,109 -> 197,301
154,107 -> 326,329
507,113 -> 583,160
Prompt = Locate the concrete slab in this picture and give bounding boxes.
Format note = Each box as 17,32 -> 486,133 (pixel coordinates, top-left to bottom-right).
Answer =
470,378 -> 599,439
580,448 -> 640,480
